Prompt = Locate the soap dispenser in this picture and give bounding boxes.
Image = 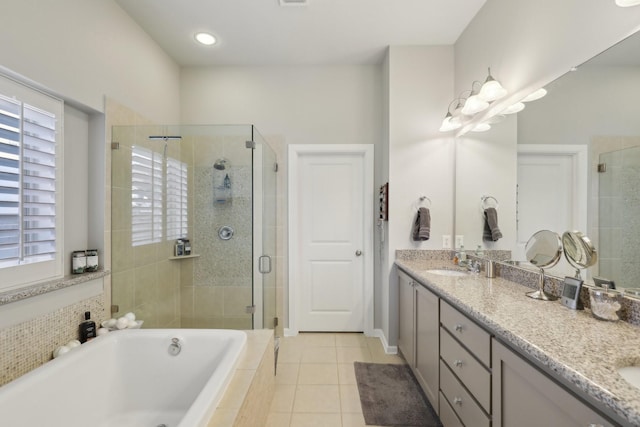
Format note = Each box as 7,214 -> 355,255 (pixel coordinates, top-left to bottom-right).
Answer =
79,311 -> 97,343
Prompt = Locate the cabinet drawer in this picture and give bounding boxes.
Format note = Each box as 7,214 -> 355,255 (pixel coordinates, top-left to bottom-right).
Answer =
439,391 -> 464,427
440,360 -> 490,427
440,327 -> 491,412
441,300 -> 491,366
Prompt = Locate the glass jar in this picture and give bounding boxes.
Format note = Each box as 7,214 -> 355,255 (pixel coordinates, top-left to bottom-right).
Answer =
85,249 -> 99,272
72,251 -> 86,274
589,287 -> 622,321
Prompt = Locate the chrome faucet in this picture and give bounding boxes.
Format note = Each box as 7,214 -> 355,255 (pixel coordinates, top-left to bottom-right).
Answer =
168,337 -> 182,356
466,260 -> 482,274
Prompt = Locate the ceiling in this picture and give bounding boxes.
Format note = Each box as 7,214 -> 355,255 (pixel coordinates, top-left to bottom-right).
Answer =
115,0 -> 486,66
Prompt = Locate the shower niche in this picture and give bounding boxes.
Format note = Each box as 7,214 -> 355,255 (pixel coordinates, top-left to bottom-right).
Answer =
110,125 -> 277,332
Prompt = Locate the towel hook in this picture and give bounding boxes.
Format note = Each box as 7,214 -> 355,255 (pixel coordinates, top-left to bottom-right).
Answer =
481,195 -> 499,210
413,196 -> 431,211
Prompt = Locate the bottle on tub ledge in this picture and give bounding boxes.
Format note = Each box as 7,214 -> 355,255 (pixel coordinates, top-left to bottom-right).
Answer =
79,311 -> 97,343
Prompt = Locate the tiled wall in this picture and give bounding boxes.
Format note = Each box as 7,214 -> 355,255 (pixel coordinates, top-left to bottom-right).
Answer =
591,136 -> 640,288
0,294 -> 106,386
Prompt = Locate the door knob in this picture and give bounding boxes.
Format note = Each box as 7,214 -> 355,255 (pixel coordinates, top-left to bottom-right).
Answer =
355,250 -> 362,256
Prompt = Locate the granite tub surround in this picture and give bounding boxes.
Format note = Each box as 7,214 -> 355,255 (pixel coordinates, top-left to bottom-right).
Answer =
0,269 -> 110,306
396,257 -> 640,426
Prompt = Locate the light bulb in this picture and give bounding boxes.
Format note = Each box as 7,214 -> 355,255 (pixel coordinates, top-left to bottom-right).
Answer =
479,79 -> 507,102
195,32 -> 217,46
521,88 -> 547,102
502,102 -> 525,115
461,94 -> 489,115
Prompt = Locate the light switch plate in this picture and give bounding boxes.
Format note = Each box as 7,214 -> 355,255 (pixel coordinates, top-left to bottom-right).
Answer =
442,235 -> 451,249
455,235 -> 464,248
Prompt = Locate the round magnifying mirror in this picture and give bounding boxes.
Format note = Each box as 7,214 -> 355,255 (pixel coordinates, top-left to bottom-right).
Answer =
525,230 -> 562,301
562,231 -> 597,279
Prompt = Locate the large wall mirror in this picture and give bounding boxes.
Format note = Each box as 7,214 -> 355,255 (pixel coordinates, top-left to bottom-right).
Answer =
455,29 -> 640,289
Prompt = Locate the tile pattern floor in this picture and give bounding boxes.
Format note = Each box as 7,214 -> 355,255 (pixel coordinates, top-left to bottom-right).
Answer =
266,333 -> 406,427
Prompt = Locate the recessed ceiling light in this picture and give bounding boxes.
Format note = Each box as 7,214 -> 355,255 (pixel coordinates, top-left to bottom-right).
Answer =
195,32 -> 217,46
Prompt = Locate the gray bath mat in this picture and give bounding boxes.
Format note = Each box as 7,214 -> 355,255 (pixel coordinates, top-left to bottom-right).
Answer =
354,362 -> 442,426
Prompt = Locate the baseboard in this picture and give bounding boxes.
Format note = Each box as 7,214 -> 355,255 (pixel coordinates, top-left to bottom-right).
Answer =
372,328 -> 398,355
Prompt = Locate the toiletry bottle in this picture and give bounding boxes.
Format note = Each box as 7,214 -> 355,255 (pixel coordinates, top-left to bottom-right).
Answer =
79,311 -> 97,343
459,245 -> 466,263
453,249 -> 460,265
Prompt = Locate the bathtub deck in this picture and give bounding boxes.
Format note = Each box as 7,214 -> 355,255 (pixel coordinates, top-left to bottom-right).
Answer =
207,329 -> 275,427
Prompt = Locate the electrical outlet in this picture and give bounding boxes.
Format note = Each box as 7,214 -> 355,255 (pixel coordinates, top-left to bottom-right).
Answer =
455,235 -> 464,248
442,235 -> 451,249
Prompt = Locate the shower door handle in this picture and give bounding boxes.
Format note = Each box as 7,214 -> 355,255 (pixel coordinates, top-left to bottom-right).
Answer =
259,255 -> 272,274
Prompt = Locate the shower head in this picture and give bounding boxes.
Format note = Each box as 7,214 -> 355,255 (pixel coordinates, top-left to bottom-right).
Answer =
213,158 -> 228,170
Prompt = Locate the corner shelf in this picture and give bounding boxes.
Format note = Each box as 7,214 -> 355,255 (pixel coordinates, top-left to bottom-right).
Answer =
168,254 -> 201,260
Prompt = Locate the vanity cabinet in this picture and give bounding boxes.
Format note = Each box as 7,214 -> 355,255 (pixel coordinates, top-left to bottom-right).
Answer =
398,270 -> 416,366
397,270 -> 440,411
439,300 -> 492,426
492,339 -> 614,427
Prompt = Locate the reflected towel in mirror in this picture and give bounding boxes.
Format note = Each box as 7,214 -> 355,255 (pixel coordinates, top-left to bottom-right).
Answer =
412,207 -> 431,241
483,207 -> 502,241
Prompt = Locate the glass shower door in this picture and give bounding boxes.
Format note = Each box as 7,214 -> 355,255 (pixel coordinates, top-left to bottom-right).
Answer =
252,128 -> 277,331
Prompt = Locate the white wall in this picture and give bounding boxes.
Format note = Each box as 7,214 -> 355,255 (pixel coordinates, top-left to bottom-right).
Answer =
180,65 -> 384,332
384,46 -> 456,347
0,0 -> 180,123
455,116 -> 517,251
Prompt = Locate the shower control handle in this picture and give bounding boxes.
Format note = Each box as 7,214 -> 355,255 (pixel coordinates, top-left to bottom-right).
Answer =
355,250 -> 362,256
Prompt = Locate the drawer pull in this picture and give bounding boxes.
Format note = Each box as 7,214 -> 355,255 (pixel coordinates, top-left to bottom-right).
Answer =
453,397 -> 463,405
453,359 -> 463,367
455,324 -> 464,332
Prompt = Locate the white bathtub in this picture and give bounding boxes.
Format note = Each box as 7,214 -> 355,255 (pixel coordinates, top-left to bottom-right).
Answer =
0,328 -> 246,427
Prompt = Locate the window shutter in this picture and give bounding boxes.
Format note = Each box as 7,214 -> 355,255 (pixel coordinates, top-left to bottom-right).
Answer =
131,146 -> 163,246
0,94 -> 21,266
166,156 -> 188,241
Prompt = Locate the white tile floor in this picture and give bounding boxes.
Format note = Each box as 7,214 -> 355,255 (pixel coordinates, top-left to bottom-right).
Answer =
266,333 -> 406,427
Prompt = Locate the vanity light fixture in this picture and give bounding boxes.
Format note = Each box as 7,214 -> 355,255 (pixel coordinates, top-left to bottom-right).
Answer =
461,81 -> 490,115
521,88 -> 547,103
501,102 -> 525,115
616,0 -> 640,6
195,32 -> 217,46
439,99 -> 464,132
478,68 -> 508,102
471,122 -> 491,132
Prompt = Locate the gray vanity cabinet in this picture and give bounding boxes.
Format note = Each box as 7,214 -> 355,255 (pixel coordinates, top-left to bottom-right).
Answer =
492,339 -> 614,427
398,270 -> 416,366
415,281 -> 439,410
397,270 -> 440,412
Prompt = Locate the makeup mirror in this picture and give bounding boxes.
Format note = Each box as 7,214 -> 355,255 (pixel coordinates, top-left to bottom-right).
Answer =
525,230 -> 562,301
562,231 -> 597,279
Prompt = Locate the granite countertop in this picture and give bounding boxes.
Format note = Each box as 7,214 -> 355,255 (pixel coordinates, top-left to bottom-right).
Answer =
396,258 -> 640,426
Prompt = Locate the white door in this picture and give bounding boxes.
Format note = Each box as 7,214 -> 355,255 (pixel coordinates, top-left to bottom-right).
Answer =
288,145 -> 373,334
516,145 -> 587,274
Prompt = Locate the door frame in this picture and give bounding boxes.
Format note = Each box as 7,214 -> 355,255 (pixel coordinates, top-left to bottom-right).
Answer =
287,144 -> 374,337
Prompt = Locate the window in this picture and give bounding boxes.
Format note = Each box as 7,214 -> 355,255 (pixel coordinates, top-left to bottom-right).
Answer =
0,75 -> 63,290
131,145 -> 187,246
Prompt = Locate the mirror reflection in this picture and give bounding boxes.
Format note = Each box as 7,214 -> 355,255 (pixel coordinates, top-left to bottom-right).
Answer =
456,29 -> 640,289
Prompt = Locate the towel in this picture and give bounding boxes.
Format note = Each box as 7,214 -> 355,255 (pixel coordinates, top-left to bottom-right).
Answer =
483,207 -> 502,241
412,207 -> 430,241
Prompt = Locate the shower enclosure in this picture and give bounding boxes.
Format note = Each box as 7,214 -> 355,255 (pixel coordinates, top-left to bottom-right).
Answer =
110,125 -> 276,330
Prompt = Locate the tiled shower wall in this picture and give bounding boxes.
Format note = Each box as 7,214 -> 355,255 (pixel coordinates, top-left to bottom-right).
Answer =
180,134 -> 253,329
591,136 -> 640,288
110,126 -> 182,328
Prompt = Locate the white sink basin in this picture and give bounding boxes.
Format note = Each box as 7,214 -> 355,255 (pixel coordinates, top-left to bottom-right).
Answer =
618,366 -> 640,390
425,269 -> 469,277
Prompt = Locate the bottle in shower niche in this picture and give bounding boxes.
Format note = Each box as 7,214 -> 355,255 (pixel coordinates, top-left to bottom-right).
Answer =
79,311 -> 97,343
